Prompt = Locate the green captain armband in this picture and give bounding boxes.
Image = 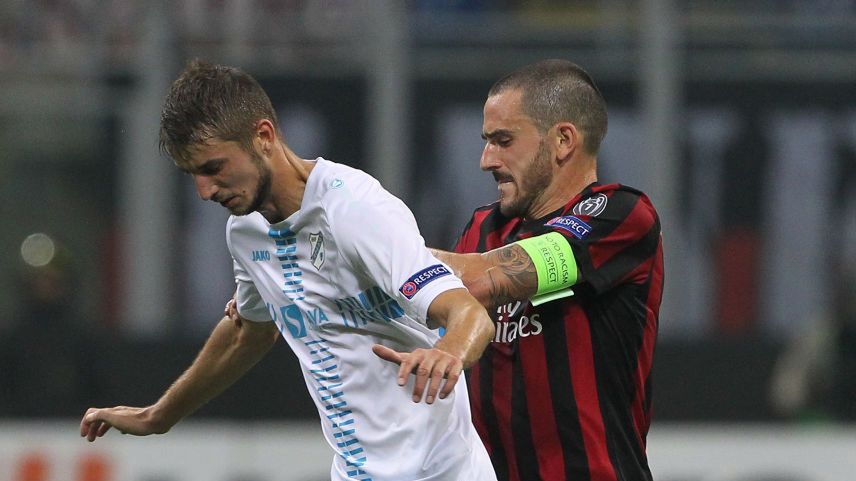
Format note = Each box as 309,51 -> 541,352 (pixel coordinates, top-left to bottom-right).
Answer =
514,232 -> 578,306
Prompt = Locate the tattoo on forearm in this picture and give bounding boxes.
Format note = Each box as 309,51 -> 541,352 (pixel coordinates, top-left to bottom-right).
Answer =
485,245 -> 537,306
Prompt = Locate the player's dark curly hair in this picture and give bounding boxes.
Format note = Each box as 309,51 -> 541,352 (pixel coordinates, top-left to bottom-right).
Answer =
159,59 -> 279,167
489,59 -> 608,155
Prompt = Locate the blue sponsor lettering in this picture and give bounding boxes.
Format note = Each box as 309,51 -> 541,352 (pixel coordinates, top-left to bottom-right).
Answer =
334,286 -> 404,326
251,250 -> 271,261
268,303 -> 307,338
306,307 -> 330,327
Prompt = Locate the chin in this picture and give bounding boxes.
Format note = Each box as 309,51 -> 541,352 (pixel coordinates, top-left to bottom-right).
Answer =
498,202 -> 517,218
228,205 -> 253,216
498,198 -> 527,218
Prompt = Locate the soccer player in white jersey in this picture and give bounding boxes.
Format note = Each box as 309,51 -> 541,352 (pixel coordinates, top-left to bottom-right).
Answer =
79,60 -> 497,481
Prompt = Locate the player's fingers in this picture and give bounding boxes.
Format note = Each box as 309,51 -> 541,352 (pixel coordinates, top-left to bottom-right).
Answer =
411,354 -> 436,403
96,422 -> 113,438
85,409 -> 111,442
372,344 -> 404,365
79,408 -> 95,437
88,421 -> 107,442
439,361 -> 464,400
372,344 -> 414,386
397,350 -> 420,387
424,358 -> 449,404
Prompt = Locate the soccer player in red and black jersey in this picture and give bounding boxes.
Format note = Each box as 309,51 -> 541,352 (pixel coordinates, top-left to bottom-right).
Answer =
430,59 -> 664,481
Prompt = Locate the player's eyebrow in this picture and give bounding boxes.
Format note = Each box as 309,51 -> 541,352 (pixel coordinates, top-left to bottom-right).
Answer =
481,129 -> 514,141
184,157 -> 226,175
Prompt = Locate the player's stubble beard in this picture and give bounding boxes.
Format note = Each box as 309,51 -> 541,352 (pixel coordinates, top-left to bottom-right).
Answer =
499,137 -> 552,219
233,149 -> 272,216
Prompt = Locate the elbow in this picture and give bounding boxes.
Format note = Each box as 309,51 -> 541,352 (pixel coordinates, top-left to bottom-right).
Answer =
234,320 -> 279,355
466,278 -> 494,309
457,266 -> 493,309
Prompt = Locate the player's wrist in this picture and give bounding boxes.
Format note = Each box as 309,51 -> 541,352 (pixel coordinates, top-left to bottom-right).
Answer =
146,403 -> 179,434
432,340 -> 465,363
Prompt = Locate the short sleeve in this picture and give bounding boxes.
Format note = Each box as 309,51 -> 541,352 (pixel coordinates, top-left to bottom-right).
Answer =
330,187 -> 465,323
546,189 -> 661,294
232,258 -> 273,322
226,218 -> 273,323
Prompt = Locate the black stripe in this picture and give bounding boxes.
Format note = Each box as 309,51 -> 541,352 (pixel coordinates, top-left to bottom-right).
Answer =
587,282 -> 653,481
586,220 -> 660,294
578,190 -> 641,245
511,347 -> 538,480
541,301 -> 591,481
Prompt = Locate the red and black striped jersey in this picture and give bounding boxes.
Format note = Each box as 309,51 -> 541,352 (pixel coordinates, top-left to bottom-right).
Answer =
454,183 -> 663,481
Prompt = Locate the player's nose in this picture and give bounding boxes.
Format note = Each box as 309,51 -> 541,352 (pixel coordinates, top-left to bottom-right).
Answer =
193,175 -> 219,201
480,143 -> 502,172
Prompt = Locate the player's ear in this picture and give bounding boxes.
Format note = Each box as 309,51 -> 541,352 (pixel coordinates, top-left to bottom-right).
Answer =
255,119 -> 276,155
554,122 -> 579,164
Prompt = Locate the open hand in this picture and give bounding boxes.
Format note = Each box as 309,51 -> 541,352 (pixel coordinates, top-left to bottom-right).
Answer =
372,344 -> 463,404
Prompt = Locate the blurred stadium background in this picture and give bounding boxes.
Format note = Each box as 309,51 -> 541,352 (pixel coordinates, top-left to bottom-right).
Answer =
1,1 -> 855,480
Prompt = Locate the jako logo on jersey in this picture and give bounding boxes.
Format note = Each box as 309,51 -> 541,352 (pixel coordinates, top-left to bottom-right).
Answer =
573,193 -> 608,217
252,250 -> 271,261
493,301 -> 543,343
399,264 -> 451,299
309,232 -> 325,270
546,215 -> 592,239
330,178 -> 344,188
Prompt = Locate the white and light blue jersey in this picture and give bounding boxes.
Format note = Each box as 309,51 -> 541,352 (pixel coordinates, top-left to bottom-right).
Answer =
226,158 -> 495,481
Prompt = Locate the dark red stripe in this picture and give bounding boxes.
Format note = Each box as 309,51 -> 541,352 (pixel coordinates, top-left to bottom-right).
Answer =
493,348 -> 520,481
588,198 -> 655,270
565,305 -> 617,481
520,332 -> 566,479
456,208 -> 493,253
632,242 -> 663,448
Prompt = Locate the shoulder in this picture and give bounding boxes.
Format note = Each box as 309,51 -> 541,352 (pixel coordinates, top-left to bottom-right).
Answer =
572,183 -> 658,220
227,212 -> 267,232
465,202 -> 504,229
226,213 -> 270,247
315,158 -> 378,194
315,160 -> 417,237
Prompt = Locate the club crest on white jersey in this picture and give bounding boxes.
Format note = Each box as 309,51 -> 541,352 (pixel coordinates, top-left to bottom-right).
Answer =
309,232 -> 325,270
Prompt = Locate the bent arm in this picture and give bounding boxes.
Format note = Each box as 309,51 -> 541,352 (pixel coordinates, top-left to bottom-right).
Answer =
431,246 -> 537,308
81,315 -> 279,441
372,287 -> 494,404
427,288 -> 495,368
431,241 -> 582,309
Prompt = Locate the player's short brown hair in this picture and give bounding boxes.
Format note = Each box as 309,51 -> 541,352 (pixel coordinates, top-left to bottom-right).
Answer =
159,59 -> 279,167
489,59 -> 608,155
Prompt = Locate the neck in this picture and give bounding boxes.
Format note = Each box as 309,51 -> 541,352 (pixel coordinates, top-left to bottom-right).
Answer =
526,159 -> 597,220
260,144 -> 314,223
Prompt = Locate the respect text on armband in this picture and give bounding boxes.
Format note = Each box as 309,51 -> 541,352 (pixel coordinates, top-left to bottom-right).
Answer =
538,236 -> 573,287
399,264 -> 451,299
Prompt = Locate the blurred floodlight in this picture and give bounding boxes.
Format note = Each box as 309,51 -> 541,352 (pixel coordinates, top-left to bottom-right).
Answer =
20,233 -> 56,267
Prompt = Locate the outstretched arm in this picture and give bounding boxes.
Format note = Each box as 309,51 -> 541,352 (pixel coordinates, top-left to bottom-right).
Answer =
80,312 -> 279,442
372,288 -> 494,404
